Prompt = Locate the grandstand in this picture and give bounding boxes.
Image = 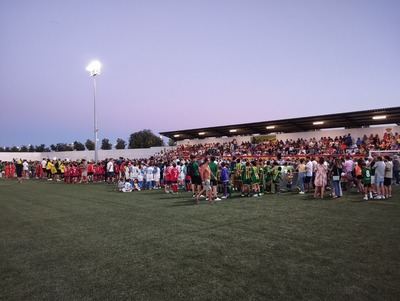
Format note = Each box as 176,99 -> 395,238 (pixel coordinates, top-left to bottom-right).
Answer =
161,107 -> 400,145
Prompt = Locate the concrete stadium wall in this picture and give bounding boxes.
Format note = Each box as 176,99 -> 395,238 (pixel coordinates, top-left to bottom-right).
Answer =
177,135 -> 252,146
176,125 -> 399,146
276,125 -> 400,142
0,146 -> 175,162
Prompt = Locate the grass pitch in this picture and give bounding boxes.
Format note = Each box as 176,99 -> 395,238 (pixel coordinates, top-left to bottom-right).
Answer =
0,180 -> 399,300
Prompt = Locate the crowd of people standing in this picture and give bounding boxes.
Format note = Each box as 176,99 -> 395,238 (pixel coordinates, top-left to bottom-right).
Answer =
1,132 -> 399,203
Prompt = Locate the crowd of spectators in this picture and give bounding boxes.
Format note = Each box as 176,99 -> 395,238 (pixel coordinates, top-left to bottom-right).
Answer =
160,132 -> 400,160
1,132 -> 399,201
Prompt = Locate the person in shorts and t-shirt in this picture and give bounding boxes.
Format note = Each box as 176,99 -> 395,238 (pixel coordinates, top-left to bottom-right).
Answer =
209,156 -> 220,201
384,156 -> 393,198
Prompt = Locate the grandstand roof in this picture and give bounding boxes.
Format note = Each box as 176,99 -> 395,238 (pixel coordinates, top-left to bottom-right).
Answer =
160,107 -> 400,140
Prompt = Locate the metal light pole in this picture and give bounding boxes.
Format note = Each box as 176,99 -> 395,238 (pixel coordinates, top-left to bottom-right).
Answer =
86,60 -> 102,163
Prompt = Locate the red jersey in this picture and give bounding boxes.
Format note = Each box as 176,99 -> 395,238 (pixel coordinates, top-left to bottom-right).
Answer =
170,167 -> 179,182
64,166 -> 70,177
164,166 -> 172,181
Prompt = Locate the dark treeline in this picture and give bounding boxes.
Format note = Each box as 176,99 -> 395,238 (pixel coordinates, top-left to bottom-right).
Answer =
1,130 -> 164,152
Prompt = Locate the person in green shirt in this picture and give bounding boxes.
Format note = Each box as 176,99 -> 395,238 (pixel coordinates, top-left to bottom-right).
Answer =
189,155 -> 202,197
209,156 -> 221,201
233,158 -> 243,193
257,160 -> 265,195
241,161 -> 251,197
272,166 -> 282,194
264,161 -> 273,193
251,161 -> 260,197
362,161 -> 372,200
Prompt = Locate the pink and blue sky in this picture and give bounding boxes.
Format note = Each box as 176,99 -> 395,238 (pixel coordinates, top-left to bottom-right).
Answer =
1,0 -> 399,146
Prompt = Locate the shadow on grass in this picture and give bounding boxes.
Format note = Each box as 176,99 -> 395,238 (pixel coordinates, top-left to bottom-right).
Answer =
169,200 -> 197,207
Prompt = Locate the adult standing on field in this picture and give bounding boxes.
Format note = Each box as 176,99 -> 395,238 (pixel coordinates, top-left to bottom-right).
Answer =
209,156 -> 221,201
196,157 -> 212,204
305,157 -> 313,193
107,159 -> 115,183
189,155 -> 202,198
314,157 -> 328,199
15,159 -> 23,183
22,159 -> 29,179
372,156 -> 385,199
384,156 -> 393,198
392,155 -> 399,185
41,158 -> 47,179
343,155 -> 354,191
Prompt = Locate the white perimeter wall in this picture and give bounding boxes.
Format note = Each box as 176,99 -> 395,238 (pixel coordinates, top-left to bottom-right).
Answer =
0,146 -> 175,162
2,125 -> 399,161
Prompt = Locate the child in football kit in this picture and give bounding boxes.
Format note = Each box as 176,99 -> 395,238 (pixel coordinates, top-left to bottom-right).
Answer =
362,162 -> 372,200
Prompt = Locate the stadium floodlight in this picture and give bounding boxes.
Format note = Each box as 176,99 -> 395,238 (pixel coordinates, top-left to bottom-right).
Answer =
86,60 -> 102,163
372,115 -> 386,120
229,129 -> 237,133
86,60 -> 102,76
313,121 -> 324,125
173,134 -> 180,138
266,126 -> 275,129
198,132 -> 205,136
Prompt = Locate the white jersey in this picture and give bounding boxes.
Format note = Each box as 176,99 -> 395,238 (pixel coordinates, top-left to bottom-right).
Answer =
153,166 -> 160,181
23,161 -> 29,171
122,182 -> 133,192
125,166 -> 130,180
137,169 -> 144,181
41,160 -> 47,169
146,166 -> 154,181
130,166 -> 140,180
306,161 -> 313,177
107,161 -> 114,172
179,165 -> 186,180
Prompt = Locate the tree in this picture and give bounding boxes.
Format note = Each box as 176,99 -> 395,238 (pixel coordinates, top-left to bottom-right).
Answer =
128,130 -> 164,149
73,141 -> 85,151
49,143 -> 73,152
115,138 -> 126,149
28,145 -> 35,152
85,139 -> 95,151
11,146 -> 19,152
0,147 -> 4,152
35,144 -> 46,152
168,138 -> 176,146
5,147 -> 10,152
101,138 -> 112,150
20,145 -> 28,152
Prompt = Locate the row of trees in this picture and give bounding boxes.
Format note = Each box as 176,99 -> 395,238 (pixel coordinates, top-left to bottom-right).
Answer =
0,130 -> 165,152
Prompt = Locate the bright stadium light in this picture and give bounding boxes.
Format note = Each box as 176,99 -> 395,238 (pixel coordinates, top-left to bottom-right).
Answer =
266,126 -> 275,129
372,115 -> 386,120
313,121 -> 324,125
173,134 -> 180,138
86,60 -> 102,76
229,129 -> 237,133
86,60 -> 102,163
198,132 -> 205,136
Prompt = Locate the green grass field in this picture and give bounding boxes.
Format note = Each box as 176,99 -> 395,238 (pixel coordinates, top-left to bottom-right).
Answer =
1,180 -> 399,300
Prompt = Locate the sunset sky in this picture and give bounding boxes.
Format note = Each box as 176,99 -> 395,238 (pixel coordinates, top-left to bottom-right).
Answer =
1,0 -> 399,146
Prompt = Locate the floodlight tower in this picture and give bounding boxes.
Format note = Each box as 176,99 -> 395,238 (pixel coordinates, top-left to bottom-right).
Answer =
86,60 -> 102,163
